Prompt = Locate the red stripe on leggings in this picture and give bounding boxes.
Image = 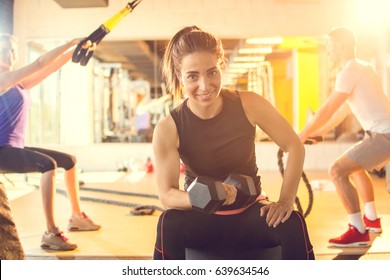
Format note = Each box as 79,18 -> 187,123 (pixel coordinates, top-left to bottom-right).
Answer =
294,211 -> 312,260
159,211 -> 168,260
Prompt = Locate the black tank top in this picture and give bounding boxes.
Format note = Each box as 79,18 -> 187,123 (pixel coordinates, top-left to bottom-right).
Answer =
170,89 -> 261,207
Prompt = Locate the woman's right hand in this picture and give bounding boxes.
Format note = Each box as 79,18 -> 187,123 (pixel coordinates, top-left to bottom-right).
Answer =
222,183 -> 237,205
70,38 -> 96,50
81,40 -> 97,50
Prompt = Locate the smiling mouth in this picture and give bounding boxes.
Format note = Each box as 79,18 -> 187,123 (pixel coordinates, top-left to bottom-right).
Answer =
196,92 -> 213,100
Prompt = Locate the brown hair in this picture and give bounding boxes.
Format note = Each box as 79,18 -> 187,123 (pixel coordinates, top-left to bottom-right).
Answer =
162,26 -> 226,102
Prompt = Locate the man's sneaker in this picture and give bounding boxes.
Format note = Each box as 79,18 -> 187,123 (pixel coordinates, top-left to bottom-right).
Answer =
41,230 -> 77,251
363,215 -> 382,233
329,224 -> 371,248
67,212 -> 101,231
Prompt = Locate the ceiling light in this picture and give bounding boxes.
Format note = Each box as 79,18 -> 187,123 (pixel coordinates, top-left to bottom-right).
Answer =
226,68 -> 249,74
246,37 -> 283,45
233,56 -> 265,62
238,47 -> 273,54
229,62 -> 259,68
53,0 -> 108,8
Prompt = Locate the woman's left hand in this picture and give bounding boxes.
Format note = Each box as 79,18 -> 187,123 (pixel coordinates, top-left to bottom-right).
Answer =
259,200 -> 294,228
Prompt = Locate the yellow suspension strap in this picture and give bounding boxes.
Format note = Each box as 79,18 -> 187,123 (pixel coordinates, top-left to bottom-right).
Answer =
72,0 -> 143,66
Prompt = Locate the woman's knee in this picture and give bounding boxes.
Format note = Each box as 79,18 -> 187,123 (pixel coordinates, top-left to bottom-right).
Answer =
40,158 -> 57,173
274,211 -> 307,237
62,154 -> 77,170
156,210 -> 185,247
156,209 -> 183,232
277,211 -> 311,244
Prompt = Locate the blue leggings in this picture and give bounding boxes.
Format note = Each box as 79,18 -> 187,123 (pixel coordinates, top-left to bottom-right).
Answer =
0,146 -> 76,174
154,202 -> 315,260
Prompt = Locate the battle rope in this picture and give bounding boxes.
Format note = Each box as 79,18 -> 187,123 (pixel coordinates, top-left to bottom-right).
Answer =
79,186 -> 159,199
277,148 -> 314,218
78,187 -> 163,215
32,184 -> 164,215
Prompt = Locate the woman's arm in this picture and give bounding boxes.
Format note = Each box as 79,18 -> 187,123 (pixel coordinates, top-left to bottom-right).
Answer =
241,91 -> 305,227
0,39 -> 90,93
19,48 -> 74,90
152,114 -> 192,210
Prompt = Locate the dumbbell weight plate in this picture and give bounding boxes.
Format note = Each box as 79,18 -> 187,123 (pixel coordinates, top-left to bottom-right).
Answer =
187,176 -> 227,214
224,173 -> 259,208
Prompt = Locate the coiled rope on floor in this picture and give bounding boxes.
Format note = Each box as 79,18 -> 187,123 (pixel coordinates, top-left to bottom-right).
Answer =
277,148 -> 314,218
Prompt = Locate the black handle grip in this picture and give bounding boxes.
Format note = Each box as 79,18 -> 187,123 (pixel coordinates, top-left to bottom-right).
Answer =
304,136 -> 323,145
72,25 -> 109,66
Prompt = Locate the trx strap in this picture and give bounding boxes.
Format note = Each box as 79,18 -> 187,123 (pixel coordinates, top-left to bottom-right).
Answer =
72,0 -> 143,66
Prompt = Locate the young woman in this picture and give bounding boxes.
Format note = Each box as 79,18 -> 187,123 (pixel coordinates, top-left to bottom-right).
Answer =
152,26 -> 314,260
0,34 -> 100,251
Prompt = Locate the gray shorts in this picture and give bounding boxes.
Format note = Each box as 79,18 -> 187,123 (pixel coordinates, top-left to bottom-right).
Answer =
345,131 -> 390,170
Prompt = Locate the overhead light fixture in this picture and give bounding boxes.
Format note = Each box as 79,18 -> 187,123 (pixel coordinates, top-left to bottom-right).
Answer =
53,0 -> 109,8
233,56 -> 265,62
238,47 -> 273,54
229,62 -> 259,69
226,68 -> 249,74
246,37 -> 283,45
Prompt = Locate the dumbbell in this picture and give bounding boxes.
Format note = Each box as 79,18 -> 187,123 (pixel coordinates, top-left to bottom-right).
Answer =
224,173 -> 259,209
187,176 -> 227,214
187,174 -> 259,214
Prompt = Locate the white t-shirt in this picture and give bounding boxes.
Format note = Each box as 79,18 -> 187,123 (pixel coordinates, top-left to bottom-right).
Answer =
335,58 -> 390,133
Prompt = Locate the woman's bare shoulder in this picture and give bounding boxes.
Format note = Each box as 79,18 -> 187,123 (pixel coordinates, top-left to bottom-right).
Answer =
153,114 -> 178,145
155,114 -> 176,132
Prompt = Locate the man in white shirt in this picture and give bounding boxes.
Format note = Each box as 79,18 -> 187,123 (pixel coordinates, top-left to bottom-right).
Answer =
299,27 -> 390,247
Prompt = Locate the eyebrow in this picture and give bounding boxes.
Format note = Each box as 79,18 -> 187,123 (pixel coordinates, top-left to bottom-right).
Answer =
207,66 -> 218,72
184,70 -> 198,75
184,66 -> 218,75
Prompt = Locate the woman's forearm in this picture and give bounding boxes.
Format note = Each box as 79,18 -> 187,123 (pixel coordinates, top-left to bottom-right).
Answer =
35,40 -> 78,69
21,50 -> 74,90
160,188 -> 192,210
278,143 -> 305,205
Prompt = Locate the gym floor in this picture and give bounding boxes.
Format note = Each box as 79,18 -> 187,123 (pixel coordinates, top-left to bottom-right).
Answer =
3,169 -> 390,260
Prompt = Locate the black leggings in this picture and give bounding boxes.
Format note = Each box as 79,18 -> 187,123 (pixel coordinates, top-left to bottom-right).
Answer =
0,146 -> 76,174
154,202 -> 315,260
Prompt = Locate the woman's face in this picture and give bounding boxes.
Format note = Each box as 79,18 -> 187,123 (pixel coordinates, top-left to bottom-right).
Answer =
0,38 -> 17,69
179,51 -> 222,106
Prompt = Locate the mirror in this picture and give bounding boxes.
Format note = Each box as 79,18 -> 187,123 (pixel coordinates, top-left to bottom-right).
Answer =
26,35 -> 380,145
91,37 -> 328,143
91,39 -> 243,143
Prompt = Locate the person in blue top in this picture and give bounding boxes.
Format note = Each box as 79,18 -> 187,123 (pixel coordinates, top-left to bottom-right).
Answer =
0,33 -> 100,251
